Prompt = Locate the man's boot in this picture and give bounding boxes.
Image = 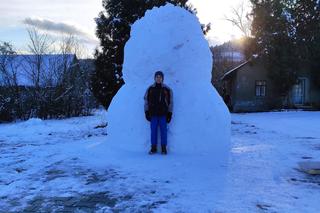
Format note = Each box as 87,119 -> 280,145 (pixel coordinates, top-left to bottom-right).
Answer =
161,145 -> 167,155
149,145 -> 157,154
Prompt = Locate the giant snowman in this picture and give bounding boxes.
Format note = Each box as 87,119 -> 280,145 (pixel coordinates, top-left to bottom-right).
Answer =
106,4 -> 230,164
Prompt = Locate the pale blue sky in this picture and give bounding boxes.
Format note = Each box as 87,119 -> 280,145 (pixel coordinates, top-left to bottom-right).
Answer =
0,0 -> 250,56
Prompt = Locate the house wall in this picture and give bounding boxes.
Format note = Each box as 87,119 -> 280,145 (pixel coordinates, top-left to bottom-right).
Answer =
288,67 -> 320,107
222,60 -> 320,112
307,76 -> 320,107
298,69 -> 311,104
310,81 -> 320,106
232,61 -> 277,112
300,69 -> 320,106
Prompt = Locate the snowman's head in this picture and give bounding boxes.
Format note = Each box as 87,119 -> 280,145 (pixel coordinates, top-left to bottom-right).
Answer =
154,71 -> 164,84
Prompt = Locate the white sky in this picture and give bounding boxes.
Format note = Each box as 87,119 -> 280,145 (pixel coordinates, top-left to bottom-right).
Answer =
189,0 -> 251,44
0,0 -> 251,55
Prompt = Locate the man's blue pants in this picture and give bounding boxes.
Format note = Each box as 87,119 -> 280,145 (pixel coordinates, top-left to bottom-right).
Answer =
150,116 -> 167,146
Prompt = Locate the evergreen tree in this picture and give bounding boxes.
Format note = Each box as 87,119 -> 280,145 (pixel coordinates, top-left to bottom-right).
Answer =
291,0 -> 320,87
250,0 -> 298,97
92,0 -> 193,109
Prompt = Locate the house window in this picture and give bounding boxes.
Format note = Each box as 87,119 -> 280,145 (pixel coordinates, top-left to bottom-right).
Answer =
255,80 -> 266,96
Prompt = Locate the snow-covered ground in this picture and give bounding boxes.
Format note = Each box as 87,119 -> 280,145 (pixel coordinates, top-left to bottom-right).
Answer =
1,110 -> 320,212
219,111 -> 320,212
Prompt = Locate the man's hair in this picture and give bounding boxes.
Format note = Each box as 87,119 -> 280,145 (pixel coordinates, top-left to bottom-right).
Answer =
154,71 -> 164,79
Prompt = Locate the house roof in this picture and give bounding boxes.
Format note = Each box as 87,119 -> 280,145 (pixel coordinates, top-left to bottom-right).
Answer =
220,60 -> 250,81
0,54 -> 76,86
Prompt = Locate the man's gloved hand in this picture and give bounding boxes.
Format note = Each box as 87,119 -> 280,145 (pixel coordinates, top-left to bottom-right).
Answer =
166,112 -> 172,123
145,111 -> 151,121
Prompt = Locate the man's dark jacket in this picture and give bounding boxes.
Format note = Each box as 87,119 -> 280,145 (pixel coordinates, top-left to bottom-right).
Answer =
144,83 -> 173,117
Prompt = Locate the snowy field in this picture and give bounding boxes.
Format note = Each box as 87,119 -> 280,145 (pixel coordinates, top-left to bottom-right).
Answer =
1,110 -> 320,212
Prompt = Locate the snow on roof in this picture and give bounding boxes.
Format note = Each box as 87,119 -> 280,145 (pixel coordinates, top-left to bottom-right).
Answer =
220,51 -> 245,62
0,54 -> 76,86
220,60 -> 250,80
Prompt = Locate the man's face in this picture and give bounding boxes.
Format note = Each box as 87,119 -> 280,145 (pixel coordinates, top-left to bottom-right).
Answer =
155,75 -> 163,84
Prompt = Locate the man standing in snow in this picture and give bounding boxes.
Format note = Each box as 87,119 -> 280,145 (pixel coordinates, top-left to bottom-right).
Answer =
144,71 -> 173,155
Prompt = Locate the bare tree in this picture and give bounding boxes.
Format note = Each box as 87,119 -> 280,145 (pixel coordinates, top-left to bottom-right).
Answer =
225,1 -> 252,38
25,27 -> 54,89
1,30 -> 93,121
0,42 -> 25,120
22,27 -> 55,117
58,34 -> 89,59
58,34 -> 94,115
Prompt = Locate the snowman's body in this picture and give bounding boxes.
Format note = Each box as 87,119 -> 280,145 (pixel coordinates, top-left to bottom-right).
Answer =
106,4 -> 230,165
